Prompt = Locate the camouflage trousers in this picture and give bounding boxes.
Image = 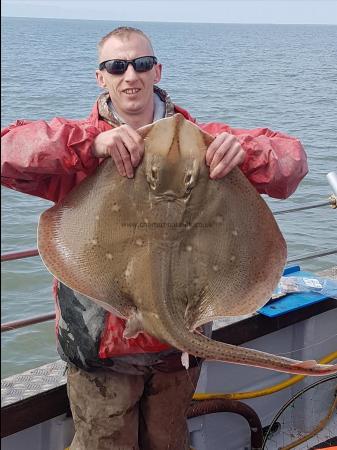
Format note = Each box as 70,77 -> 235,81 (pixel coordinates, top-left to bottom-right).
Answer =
67,363 -> 201,450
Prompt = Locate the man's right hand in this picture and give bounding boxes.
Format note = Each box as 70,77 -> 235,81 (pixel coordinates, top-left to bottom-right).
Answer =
92,125 -> 144,178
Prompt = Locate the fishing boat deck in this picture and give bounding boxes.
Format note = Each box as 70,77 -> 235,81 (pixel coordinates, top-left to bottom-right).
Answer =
2,267 -> 336,440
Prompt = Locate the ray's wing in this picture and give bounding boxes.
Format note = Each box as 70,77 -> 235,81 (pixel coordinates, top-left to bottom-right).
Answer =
38,156 -> 155,318
149,117 -> 287,330
37,116 -> 182,321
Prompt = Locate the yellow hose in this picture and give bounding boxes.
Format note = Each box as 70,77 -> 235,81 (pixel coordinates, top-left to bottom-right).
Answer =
193,351 -> 337,401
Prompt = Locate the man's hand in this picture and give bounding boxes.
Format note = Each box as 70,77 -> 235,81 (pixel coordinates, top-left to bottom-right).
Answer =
205,132 -> 245,179
92,125 -> 144,178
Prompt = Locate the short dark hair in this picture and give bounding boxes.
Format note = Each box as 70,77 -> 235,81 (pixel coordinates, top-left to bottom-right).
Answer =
97,26 -> 154,56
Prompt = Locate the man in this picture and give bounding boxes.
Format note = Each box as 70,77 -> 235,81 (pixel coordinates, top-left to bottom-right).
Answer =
1,27 -> 308,450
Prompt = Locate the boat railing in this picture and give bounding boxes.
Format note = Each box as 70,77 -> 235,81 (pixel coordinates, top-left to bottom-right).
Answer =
1,183 -> 336,333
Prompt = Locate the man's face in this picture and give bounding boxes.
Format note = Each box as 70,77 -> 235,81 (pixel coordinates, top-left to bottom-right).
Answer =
96,33 -> 162,121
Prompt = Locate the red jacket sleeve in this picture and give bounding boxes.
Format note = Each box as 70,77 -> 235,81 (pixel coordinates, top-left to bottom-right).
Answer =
1,117 -> 102,203
199,122 -> 308,199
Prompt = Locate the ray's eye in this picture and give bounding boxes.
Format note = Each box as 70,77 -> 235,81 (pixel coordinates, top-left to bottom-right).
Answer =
151,167 -> 157,180
184,172 -> 194,193
148,165 -> 158,190
185,173 -> 192,184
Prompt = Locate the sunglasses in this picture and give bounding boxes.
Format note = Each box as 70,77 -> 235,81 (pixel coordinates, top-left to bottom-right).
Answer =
99,56 -> 158,75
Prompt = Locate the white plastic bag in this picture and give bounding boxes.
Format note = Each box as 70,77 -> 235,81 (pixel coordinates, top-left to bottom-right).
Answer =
272,276 -> 337,300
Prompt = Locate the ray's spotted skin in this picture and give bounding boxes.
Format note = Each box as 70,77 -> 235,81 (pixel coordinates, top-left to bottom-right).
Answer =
38,114 -> 337,376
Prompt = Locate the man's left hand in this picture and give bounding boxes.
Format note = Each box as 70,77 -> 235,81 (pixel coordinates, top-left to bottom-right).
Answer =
205,132 -> 245,179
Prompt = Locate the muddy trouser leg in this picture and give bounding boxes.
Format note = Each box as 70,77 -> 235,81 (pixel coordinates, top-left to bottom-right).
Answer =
139,364 -> 202,450
67,365 -> 145,450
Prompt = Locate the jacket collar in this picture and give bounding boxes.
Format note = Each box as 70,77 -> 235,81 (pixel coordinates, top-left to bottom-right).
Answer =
97,86 -> 175,127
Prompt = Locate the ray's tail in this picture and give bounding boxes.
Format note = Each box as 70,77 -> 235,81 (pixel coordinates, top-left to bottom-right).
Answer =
154,302 -> 337,376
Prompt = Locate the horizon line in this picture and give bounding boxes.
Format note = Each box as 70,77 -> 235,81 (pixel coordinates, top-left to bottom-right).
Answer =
1,15 -> 336,26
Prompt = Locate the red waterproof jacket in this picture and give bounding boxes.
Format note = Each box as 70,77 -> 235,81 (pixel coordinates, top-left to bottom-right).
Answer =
1,95 -> 308,367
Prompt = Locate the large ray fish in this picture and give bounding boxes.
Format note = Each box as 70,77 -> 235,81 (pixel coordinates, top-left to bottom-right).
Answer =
38,114 -> 337,375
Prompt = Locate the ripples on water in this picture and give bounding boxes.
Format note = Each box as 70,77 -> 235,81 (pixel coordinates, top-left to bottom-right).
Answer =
1,18 -> 336,377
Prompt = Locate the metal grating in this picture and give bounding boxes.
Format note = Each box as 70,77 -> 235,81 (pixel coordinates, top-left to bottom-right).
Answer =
1,359 -> 67,407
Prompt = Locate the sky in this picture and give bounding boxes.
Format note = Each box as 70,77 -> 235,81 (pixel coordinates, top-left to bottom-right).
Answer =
2,0 -> 337,25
